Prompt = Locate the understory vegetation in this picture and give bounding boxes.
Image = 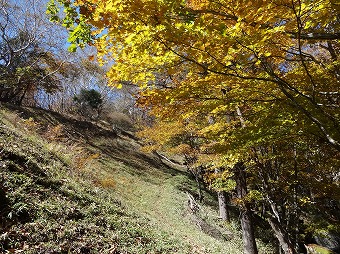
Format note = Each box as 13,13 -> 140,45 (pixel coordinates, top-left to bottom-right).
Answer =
0,104 -> 274,253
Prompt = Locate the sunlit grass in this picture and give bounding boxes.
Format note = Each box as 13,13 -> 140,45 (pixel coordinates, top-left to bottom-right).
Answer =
0,104 -> 274,253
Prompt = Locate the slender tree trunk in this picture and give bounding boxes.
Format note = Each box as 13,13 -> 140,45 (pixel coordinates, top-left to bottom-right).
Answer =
18,87 -> 28,106
195,172 -> 203,202
217,190 -> 230,222
185,155 -> 204,202
267,217 -> 296,254
234,163 -> 258,254
215,168 -> 230,221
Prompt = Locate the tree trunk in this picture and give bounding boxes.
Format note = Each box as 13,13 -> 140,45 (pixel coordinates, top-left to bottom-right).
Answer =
193,169 -> 203,202
267,217 -> 296,254
215,168 -> 229,221
217,190 -> 230,222
234,163 -> 258,254
18,85 -> 29,106
240,208 -> 258,254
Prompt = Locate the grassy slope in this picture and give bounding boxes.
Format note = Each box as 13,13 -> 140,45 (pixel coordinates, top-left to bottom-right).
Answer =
0,104 -> 273,253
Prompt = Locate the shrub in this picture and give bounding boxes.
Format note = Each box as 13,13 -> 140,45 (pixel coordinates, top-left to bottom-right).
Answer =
73,89 -> 103,120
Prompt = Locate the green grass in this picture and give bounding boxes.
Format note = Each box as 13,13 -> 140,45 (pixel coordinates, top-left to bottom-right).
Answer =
0,104 -> 274,253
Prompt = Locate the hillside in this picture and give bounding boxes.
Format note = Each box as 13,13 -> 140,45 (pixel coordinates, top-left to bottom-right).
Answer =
0,103 -> 273,253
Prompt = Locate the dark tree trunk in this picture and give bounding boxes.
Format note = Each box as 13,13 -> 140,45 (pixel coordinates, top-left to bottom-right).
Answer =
217,190 -> 230,222
268,217 -> 296,254
193,170 -> 203,202
186,157 -> 204,202
0,185 -> 8,211
240,208 -> 258,254
18,85 -> 29,106
234,163 -> 258,254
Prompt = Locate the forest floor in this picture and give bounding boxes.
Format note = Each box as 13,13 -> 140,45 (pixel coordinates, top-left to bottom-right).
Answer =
0,103 -> 274,253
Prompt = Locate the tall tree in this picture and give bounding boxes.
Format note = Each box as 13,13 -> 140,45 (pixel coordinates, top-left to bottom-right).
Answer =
0,0 -> 70,105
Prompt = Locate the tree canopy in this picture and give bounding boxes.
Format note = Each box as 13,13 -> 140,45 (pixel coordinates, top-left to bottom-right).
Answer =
48,0 -> 340,149
0,0 -> 71,105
